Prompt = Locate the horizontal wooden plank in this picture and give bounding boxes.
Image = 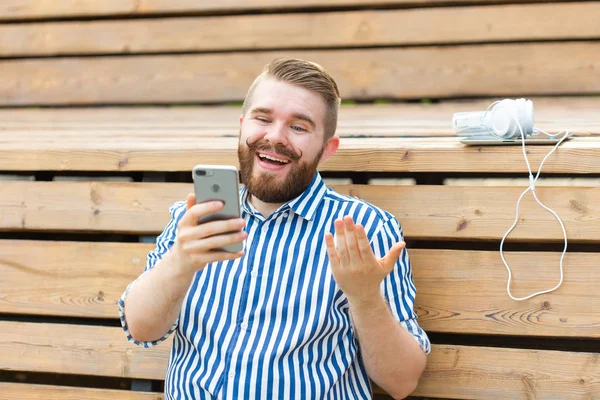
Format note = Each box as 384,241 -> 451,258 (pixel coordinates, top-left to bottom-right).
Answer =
2,43 -> 600,105
0,383 -> 163,400
1,321 -> 598,398
1,182 -> 599,241
0,240 -> 151,318
2,239 -> 599,338
415,345 -> 600,399
3,3 -> 599,57
411,249 -> 600,337
338,185 -> 600,242
1,97 -> 598,138
1,136 -> 599,173
0,321 -> 171,379
444,177 -> 600,187
0,0 -> 571,20
0,181 -> 187,235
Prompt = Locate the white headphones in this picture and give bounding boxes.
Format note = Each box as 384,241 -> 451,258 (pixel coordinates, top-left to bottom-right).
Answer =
453,98 -> 571,301
452,98 -> 535,139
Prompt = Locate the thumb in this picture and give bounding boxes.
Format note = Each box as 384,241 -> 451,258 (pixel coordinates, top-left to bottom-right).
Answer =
186,193 -> 196,210
380,242 -> 405,274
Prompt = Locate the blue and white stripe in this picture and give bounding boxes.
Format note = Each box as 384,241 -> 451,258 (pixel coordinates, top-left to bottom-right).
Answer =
120,172 -> 430,399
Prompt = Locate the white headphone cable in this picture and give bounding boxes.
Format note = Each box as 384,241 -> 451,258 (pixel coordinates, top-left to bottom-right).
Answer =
534,127 -> 570,138
499,120 -> 570,301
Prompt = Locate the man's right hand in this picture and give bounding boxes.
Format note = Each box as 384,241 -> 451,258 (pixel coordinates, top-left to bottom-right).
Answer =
170,193 -> 247,275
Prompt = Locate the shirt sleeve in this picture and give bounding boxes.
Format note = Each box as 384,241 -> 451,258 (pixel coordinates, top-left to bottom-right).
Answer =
118,200 -> 187,348
370,216 -> 431,354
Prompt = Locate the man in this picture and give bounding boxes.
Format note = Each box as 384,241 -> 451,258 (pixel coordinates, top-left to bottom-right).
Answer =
119,57 -> 430,399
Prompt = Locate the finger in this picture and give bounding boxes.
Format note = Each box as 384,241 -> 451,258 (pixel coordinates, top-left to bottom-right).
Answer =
180,200 -> 224,227
324,232 -> 341,270
333,219 -> 349,265
185,193 -> 195,211
180,217 -> 246,241
381,242 -> 406,274
343,216 -> 362,265
355,224 -> 377,264
182,230 -> 248,253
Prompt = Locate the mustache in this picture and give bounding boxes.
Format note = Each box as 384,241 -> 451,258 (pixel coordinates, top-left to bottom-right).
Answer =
245,138 -> 302,161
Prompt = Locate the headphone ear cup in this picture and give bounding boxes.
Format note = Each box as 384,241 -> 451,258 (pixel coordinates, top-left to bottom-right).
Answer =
489,107 -> 510,137
489,99 -> 518,138
513,98 -> 526,138
515,98 -> 536,137
524,99 -> 535,135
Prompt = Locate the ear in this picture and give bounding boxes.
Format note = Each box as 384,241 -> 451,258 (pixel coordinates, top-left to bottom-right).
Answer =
239,114 -> 243,126
319,136 -> 340,163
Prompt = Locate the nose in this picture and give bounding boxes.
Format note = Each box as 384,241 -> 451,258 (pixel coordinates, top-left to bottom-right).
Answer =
263,122 -> 289,146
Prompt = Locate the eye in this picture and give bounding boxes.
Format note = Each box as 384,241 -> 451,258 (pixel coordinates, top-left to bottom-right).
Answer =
255,117 -> 270,124
291,125 -> 308,133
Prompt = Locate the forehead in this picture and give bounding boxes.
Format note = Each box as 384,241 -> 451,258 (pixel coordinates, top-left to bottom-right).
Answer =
248,77 -> 326,127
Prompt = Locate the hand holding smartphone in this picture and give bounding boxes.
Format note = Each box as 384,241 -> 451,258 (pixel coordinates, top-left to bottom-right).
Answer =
192,165 -> 244,253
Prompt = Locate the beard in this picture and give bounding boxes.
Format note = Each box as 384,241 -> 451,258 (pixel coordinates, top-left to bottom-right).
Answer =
238,137 -> 324,204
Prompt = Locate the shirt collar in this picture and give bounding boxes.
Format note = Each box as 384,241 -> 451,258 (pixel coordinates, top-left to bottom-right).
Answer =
240,172 -> 327,221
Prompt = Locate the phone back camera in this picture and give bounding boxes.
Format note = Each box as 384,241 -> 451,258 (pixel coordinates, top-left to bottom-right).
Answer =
196,170 -> 207,176
211,184 -> 220,192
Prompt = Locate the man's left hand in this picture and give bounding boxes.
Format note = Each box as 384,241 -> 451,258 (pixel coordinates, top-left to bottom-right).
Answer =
325,216 -> 405,305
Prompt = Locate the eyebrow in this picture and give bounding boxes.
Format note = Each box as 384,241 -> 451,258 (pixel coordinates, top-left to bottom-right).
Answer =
292,113 -> 316,130
250,107 -> 273,116
250,107 -> 316,130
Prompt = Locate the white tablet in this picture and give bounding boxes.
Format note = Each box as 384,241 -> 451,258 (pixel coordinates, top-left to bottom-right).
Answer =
460,135 -> 569,146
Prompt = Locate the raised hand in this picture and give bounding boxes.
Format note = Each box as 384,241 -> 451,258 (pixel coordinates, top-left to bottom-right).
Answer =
324,216 -> 405,304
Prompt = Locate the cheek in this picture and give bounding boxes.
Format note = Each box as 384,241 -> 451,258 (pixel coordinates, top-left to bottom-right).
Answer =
297,139 -> 323,161
242,126 -> 266,145
240,119 -> 255,133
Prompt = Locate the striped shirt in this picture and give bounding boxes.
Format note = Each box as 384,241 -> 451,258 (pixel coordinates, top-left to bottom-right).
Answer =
119,172 -> 430,399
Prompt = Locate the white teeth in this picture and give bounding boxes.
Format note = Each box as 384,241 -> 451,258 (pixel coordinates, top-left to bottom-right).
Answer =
258,153 -> 289,164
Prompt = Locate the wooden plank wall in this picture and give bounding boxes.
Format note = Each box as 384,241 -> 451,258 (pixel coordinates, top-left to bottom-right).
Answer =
1,1 -> 599,399
1,2 -> 600,105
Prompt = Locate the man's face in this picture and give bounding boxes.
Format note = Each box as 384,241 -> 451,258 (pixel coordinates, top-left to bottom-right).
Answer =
238,77 -> 337,203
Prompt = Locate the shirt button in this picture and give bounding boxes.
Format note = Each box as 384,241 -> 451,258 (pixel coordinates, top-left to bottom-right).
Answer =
240,322 -> 248,330
251,270 -> 258,278
282,212 -> 289,218
229,371 -> 235,379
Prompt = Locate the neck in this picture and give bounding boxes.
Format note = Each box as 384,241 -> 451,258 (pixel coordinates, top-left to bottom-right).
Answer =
248,195 -> 284,219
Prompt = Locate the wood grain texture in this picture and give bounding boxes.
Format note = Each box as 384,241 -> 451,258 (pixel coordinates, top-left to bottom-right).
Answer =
444,177 -> 600,187
332,185 -> 600,242
1,240 -> 599,338
0,240 -> 152,318
2,182 -> 599,241
0,0 -> 572,20
410,249 -> 600,337
3,3 -> 599,56
1,97 -> 598,137
1,322 -> 598,398
0,383 -> 164,400
2,42 -> 599,105
1,136 -> 599,173
0,321 -> 171,379
0,181 -> 188,234
413,345 -> 600,399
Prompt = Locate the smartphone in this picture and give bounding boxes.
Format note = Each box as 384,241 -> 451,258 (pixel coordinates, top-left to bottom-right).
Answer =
192,164 -> 243,253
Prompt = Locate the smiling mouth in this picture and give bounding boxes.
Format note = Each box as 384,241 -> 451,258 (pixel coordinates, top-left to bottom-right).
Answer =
257,152 -> 291,166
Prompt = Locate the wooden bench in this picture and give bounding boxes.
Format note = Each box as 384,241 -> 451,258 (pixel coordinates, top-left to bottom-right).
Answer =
1,1 -> 599,399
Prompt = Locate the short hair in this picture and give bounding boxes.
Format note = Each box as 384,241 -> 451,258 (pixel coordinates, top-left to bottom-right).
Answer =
242,57 -> 341,141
